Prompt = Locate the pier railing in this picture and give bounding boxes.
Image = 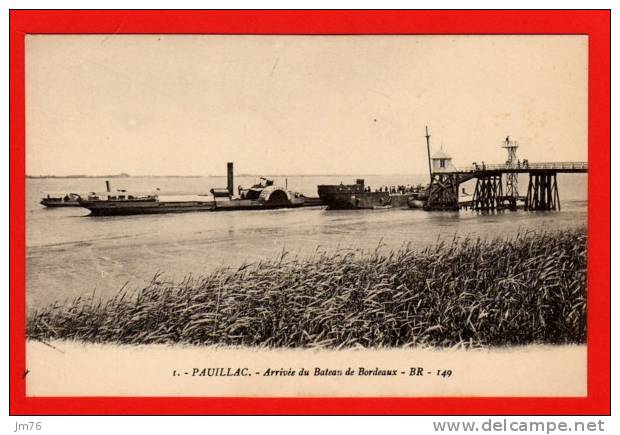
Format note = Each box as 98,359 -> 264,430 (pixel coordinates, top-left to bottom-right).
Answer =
454,161 -> 588,173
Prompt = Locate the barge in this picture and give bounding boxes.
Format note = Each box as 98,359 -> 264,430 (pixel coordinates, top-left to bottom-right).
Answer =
317,179 -> 427,210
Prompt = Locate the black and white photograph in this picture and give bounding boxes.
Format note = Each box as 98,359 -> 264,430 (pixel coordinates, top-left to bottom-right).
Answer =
24,34 -> 588,397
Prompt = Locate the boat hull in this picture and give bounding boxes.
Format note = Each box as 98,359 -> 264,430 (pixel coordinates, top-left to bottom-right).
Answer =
318,189 -> 414,210
40,199 -> 81,208
80,199 -> 215,216
80,197 -> 324,216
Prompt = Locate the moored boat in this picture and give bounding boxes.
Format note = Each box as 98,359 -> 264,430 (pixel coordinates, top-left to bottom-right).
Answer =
317,179 -> 426,210
78,163 -> 324,216
78,192 -> 203,216
40,193 -> 82,207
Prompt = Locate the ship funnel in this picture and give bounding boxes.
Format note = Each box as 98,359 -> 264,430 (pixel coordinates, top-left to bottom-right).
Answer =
227,162 -> 234,196
105,180 -> 111,192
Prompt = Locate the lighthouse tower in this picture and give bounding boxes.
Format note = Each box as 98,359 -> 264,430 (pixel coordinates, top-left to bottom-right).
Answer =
502,136 -> 519,205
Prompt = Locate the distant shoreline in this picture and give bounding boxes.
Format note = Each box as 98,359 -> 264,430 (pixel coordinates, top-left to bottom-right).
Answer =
26,174 -> 200,179
27,173 -> 430,179
27,174 -> 132,179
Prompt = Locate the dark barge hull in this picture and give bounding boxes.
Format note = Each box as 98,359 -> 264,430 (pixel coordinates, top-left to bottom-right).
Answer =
317,180 -> 423,210
320,193 -> 415,210
317,185 -> 415,210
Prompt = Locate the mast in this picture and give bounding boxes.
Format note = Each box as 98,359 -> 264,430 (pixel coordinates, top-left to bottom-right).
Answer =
425,126 -> 433,184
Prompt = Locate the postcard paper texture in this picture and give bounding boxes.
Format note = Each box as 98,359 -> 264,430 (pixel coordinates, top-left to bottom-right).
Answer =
25,35 -> 587,397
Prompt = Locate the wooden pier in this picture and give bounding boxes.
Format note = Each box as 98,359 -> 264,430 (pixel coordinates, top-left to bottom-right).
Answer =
422,129 -> 586,212
425,162 -> 587,211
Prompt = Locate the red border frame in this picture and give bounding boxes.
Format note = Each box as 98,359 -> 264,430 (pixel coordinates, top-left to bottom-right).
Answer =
9,10 -> 610,415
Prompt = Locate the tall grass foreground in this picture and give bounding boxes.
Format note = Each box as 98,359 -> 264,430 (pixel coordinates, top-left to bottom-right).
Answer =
27,227 -> 587,348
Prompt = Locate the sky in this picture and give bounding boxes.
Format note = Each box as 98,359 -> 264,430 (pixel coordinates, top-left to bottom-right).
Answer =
25,35 -> 587,176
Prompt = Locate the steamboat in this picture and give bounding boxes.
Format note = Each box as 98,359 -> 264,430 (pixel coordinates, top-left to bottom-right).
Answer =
78,163 -> 323,216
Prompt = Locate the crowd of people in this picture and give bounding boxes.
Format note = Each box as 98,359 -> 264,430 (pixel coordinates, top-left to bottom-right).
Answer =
374,184 -> 424,194
471,159 -> 529,171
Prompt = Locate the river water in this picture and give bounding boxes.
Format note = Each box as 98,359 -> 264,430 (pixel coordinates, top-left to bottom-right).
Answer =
26,174 -> 587,309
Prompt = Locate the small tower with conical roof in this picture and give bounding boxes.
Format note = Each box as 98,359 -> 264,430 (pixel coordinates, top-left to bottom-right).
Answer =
431,148 -> 456,173
424,127 -> 460,211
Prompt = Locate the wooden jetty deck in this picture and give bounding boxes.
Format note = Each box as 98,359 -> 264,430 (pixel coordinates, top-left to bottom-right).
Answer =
426,161 -> 587,211
451,161 -> 587,176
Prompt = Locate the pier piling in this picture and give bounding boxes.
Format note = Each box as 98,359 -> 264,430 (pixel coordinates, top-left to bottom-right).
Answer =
471,175 -> 503,211
525,172 -> 561,211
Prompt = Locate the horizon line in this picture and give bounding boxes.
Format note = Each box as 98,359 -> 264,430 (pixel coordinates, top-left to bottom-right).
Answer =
26,173 -> 433,178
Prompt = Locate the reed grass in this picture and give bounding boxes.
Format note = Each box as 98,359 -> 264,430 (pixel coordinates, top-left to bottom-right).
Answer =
27,227 -> 587,348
